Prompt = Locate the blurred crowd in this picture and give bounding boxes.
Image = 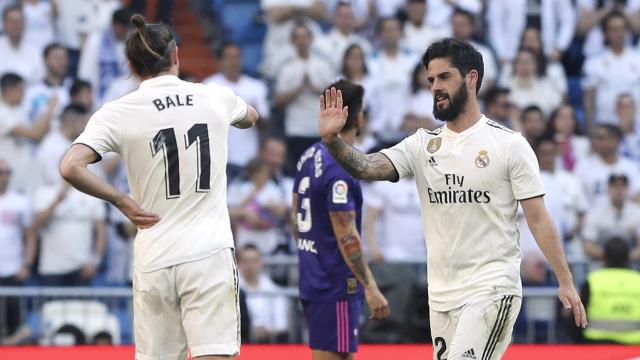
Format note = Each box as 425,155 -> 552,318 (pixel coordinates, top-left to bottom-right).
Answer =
1,0 -> 640,346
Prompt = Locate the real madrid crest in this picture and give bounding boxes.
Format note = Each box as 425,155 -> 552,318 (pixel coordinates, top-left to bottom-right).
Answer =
427,137 -> 442,154
475,150 -> 490,168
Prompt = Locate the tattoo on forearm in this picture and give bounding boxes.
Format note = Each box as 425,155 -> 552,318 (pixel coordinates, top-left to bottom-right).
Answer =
325,137 -> 398,181
332,211 -> 370,286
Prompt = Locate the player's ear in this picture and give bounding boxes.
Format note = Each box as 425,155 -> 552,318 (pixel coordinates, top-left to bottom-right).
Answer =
466,69 -> 478,91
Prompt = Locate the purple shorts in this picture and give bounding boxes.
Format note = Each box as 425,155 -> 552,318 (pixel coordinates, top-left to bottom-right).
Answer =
301,298 -> 362,353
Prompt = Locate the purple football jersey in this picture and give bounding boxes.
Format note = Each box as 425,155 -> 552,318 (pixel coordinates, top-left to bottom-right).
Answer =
293,142 -> 364,301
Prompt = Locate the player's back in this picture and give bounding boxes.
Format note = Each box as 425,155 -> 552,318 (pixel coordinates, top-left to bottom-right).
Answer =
79,75 -> 247,272
293,142 -> 363,301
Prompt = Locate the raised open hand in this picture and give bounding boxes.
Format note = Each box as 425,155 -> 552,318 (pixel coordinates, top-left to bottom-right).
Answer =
318,87 -> 349,142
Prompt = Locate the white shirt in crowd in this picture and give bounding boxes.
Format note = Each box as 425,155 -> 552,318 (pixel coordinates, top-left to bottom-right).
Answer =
367,49 -> 419,134
582,48 -> 640,125
55,0 -> 92,51
276,55 -> 333,137
0,101 -> 33,193
326,0 -> 369,24
574,154 -> 640,199
101,75 -> 140,106
406,89 -> 436,124
425,0 -> 482,27
74,75 -> 249,272
227,179 -> 289,255
0,35 -> 45,84
576,0 -> 640,57
204,73 -> 271,167
365,178 -> 426,262
502,76 -> 562,115
240,273 -> 289,334
260,0 -> 323,78
77,31 -> 127,101
486,0 -> 526,62
470,41 -> 498,93
0,191 -> 32,277
22,0 -> 56,54
402,21 -> 451,56
34,130 -> 73,189
582,197 -> 640,247
35,186 -> 105,275
319,28 -> 372,72
23,80 -> 72,122
374,0 -> 405,17
381,116 -> 545,311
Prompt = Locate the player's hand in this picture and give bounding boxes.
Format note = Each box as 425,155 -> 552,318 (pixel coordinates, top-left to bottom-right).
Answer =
114,195 -> 160,229
558,282 -> 587,328
318,87 -> 348,142
365,286 -> 390,321
81,263 -> 98,280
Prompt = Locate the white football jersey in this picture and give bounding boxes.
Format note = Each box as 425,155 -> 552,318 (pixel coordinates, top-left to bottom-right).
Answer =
74,75 -> 248,272
381,116 -> 545,311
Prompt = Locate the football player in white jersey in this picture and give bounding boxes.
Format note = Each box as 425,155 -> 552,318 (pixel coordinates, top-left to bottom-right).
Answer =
59,15 -> 259,360
318,38 -> 587,360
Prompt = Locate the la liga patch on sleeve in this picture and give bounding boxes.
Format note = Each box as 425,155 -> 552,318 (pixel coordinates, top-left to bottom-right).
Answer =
332,180 -> 349,204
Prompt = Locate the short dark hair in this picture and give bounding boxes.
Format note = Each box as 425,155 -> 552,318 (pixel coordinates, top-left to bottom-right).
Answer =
595,123 -> 623,140
341,44 -> 368,79
522,105 -> 544,118
69,79 -> 92,97
60,103 -> 88,122
215,41 -> 240,59
603,237 -> 630,268
421,38 -> 484,94
290,20 -> 312,40
326,79 -> 364,134
112,8 -> 132,27
608,173 -> 629,186
533,136 -> 556,154
407,0 -> 426,4
54,324 -> 86,345
2,4 -> 21,21
482,87 -> 509,106
0,73 -> 24,92
125,14 -> 176,77
92,331 -> 113,345
43,43 -> 65,59
601,10 -> 627,33
452,7 -> 475,24
376,17 -> 400,34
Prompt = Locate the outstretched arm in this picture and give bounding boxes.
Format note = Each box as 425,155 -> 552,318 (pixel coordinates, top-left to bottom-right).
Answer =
329,210 -> 390,320
521,196 -> 587,328
319,87 -> 398,182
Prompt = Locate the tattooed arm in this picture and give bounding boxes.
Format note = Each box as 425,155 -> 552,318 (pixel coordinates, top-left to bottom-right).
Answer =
329,210 -> 390,320
291,193 -> 300,241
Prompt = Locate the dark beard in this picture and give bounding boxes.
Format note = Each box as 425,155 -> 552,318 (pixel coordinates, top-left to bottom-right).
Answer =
433,82 -> 468,122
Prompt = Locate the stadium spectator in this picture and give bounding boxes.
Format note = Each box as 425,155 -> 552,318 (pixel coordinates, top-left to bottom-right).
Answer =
23,43 -> 71,122
403,63 -> 438,132
68,79 -> 93,112
423,0 -> 482,28
486,0 -> 526,65
0,73 -> 56,193
451,8 -> 497,95
402,0 -> 450,56
228,159 -> 290,255
34,104 -> 91,188
617,94 -> 640,163
319,2 -> 371,72
582,175 -> 640,263
104,203 -> 136,285
544,104 -> 591,173
364,176 -> 425,262
33,181 -> 106,286
583,11 -> 640,131
261,0 -> 325,78
274,22 -> 332,171
581,237 -> 640,344
0,4 -> 45,83
518,27 -> 568,97
501,49 -> 562,115
482,87 -> 519,130
54,0 -> 91,76
204,42 -> 271,181
367,17 -> 418,137
238,244 -> 290,343
21,0 -> 56,54
0,159 -> 36,337
340,44 -> 375,108
78,7 -> 131,102
519,105 -> 546,145
576,0 -> 640,58
575,124 -> 640,199
92,331 -> 114,346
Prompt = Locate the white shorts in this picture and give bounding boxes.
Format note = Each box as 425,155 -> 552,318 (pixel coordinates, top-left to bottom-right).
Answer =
430,295 -> 522,360
133,249 -> 240,360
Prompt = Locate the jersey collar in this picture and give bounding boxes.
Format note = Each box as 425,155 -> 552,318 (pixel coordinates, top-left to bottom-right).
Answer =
442,115 -> 487,137
139,74 -> 182,88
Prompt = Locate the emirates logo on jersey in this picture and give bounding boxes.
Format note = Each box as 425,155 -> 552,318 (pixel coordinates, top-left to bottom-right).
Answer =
475,150 -> 490,168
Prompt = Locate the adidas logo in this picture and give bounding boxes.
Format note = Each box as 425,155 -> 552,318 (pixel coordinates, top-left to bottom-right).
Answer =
462,348 -> 476,359
428,156 -> 438,167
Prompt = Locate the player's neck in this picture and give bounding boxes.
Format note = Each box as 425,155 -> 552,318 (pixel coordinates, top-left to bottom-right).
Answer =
445,104 -> 483,133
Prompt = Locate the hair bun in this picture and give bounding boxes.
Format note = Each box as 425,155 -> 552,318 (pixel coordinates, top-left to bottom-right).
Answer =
130,14 -> 146,31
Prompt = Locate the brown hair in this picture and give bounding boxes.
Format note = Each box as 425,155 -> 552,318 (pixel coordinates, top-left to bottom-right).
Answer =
125,14 -> 176,77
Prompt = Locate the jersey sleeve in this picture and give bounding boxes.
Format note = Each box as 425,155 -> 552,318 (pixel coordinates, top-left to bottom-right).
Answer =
508,134 -> 545,200
325,165 -> 357,213
379,134 -> 416,180
223,86 -> 249,125
73,106 -> 119,162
